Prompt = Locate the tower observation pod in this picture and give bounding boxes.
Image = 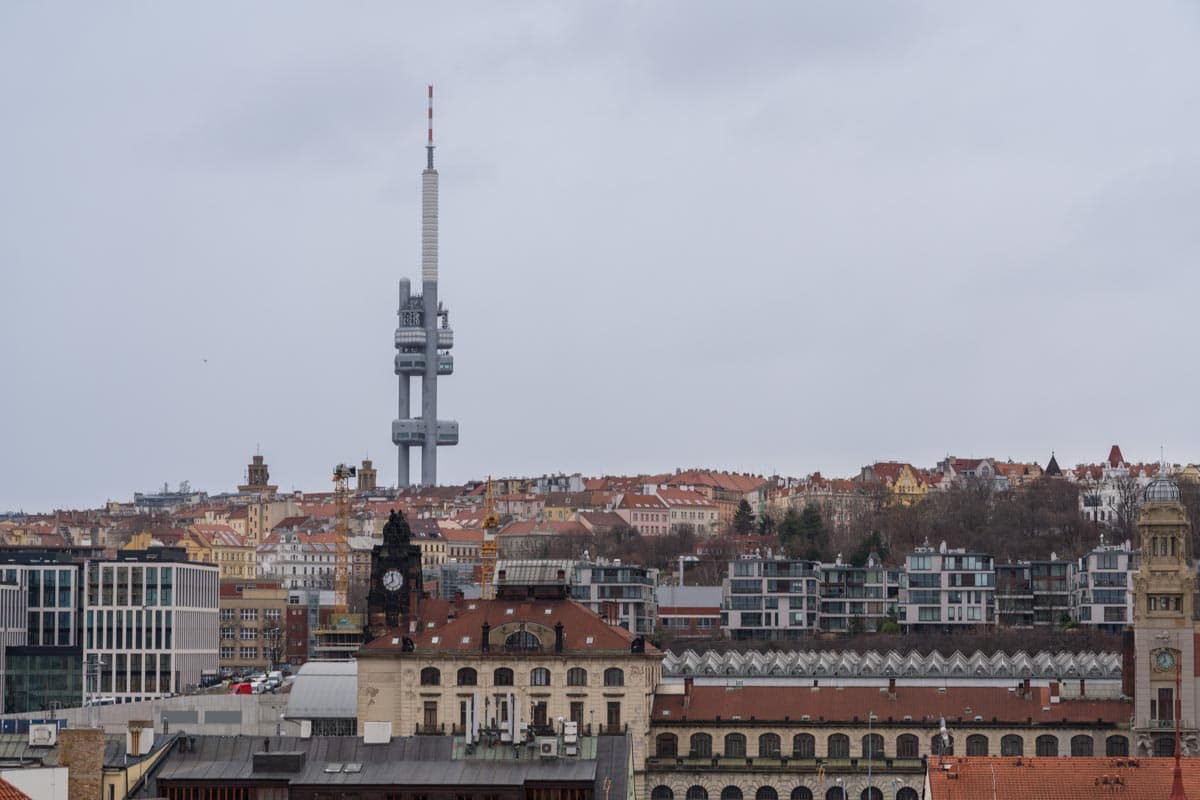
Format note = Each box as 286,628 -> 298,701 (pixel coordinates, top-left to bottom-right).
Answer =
393,85 -> 458,488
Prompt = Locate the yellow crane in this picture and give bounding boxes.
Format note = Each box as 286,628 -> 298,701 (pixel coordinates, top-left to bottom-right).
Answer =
480,476 -> 499,600
331,463 -> 355,612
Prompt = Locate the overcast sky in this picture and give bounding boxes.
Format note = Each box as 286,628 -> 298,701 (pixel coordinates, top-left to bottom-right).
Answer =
3,3 -> 1200,511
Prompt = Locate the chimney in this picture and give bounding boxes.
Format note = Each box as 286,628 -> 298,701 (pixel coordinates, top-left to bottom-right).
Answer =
1080,678 -> 1086,697
602,601 -> 619,624
1050,681 -> 1061,704
888,677 -> 896,698
554,622 -> 564,653
1022,678 -> 1031,698
481,622 -> 490,653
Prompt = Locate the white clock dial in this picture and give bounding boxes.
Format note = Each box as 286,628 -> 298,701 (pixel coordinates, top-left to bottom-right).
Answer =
383,569 -> 404,592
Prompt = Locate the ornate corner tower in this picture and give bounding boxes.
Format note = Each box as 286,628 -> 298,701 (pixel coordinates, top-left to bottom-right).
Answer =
1132,477 -> 1199,756
393,85 -> 459,488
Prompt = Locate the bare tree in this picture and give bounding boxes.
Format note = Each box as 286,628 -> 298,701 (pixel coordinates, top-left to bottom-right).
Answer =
1111,474 -> 1142,542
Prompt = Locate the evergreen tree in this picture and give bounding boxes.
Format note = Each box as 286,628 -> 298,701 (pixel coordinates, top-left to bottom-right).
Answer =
797,504 -> 829,561
732,499 -> 754,535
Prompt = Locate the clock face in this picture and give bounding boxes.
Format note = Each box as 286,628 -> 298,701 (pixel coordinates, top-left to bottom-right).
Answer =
1157,650 -> 1177,671
383,569 -> 404,592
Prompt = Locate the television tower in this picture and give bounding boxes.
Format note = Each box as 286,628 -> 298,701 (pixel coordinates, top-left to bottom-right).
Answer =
393,85 -> 458,487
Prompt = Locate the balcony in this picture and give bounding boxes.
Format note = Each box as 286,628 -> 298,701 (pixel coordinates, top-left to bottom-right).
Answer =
415,723 -> 446,735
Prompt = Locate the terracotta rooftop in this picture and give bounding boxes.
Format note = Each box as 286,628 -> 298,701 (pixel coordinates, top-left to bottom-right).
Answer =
360,597 -> 657,655
0,778 -> 31,800
928,756 -> 1200,800
653,685 -> 1130,726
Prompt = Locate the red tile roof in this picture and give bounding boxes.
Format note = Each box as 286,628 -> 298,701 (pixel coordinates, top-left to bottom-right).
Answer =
928,757 -> 1200,800
1108,444 -> 1125,467
617,494 -> 668,511
654,685 -> 1130,726
669,470 -> 768,493
655,488 -> 717,508
0,778 -> 32,800
361,597 -> 656,654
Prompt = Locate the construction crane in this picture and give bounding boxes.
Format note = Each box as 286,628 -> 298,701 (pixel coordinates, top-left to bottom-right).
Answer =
480,476 -> 499,601
332,463 -> 356,612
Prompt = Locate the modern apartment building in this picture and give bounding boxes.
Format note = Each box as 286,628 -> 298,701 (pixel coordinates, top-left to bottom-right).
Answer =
898,545 -> 995,631
571,561 -> 659,636
818,556 -> 901,634
84,549 -> 219,702
722,557 -> 821,640
1074,542 -> 1137,633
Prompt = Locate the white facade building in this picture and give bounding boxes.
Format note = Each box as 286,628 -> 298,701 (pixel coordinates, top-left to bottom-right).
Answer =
84,554 -> 219,702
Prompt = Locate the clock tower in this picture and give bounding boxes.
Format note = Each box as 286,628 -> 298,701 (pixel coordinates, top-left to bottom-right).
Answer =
1132,476 -> 1198,756
366,510 -> 425,640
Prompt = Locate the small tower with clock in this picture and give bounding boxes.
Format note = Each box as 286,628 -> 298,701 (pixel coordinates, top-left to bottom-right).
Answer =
1132,476 -> 1198,756
366,510 -> 425,640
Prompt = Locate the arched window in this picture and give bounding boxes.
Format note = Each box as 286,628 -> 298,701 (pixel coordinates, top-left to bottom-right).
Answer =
656,733 -> 678,758
456,667 -> 477,686
897,790 -> 919,800
420,667 -> 440,686
1071,735 -> 1094,757
530,668 -> 551,686
965,734 -> 988,756
567,667 -> 588,686
1106,735 -> 1129,757
687,788 -> 708,800
930,734 -> 953,756
1155,736 -> 1176,757
1035,735 -> 1058,757
724,733 -> 747,758
862,733 -> 884,760
691,733 -> 712,758
604,668 -> 625,686
792,733 -> 815,759
896,734 -> 919,759
493,667 -> 513,686
721,788 -> 742,800
652,788 -> 673,800
827,733 -> 849,759
859,789 -> 882,800
1001,734 -> 1023,757
824,789 -> 846,800
758,733 -> 781,758
756,789 -> 778,800
790,789 -> 813,800
505,630 -> 541,651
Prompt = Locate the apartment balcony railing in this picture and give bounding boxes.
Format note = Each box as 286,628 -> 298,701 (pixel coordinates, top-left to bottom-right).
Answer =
415,723 -> 446,735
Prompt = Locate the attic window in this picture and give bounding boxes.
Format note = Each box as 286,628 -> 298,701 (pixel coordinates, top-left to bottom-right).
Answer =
468,603 -> 477,610
586,636 -> 595,645
431,636 -> 440,644
391,637 -> 400,645
427,621 -> 436,628
544,609 -> 552,616
506,608 -> 515,616
461,636 -> 471,644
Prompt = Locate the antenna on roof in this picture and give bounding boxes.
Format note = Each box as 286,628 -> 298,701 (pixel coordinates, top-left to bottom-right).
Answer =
426,85 -> 435,169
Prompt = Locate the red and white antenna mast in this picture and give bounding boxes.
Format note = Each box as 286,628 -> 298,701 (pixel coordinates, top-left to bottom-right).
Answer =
426,85 -> 435,169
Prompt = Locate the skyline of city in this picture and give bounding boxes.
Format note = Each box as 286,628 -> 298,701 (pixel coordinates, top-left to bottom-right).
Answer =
5,5 -> 1200,512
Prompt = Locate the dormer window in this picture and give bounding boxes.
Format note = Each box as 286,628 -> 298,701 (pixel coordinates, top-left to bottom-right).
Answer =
504,630 -> 541,652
